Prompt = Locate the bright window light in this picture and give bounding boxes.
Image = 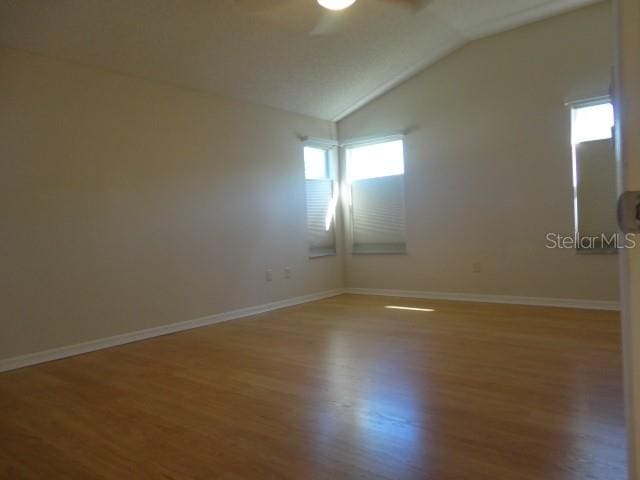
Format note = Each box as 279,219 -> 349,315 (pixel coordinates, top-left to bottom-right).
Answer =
304,146 -> 329,180
385,306 -> 435,312
571,102 -> 614,145
346,140 -> 404,182
325,188 -> 339,231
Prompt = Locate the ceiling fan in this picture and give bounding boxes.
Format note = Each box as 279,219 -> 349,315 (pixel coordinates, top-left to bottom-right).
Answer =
234,0 -> 429,36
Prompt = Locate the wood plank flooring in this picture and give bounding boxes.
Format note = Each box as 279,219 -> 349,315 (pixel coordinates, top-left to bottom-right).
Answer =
0,294 -> 626,479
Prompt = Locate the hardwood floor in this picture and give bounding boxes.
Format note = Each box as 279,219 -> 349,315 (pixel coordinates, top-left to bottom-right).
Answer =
0,294 -> 626,479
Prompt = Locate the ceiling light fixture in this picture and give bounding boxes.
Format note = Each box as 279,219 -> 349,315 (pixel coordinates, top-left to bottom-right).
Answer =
317,0 -> 357,11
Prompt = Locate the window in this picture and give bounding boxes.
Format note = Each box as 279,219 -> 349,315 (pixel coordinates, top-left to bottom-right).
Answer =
304,145 -> 337,257
570,99 -> 617,251
346,140 -> 404,181
345,138 -> 406,254
571,102 -> 614,145
304,146 -> 329,180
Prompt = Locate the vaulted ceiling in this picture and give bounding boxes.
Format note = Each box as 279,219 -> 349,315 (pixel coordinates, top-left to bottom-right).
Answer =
0,0 -> 601,120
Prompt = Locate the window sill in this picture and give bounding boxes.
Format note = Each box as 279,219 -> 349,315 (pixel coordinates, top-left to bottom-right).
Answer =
576,247 -> 619,255
352,243 -> 407,255
352,251 -> 408,255
309,250 -> 337,259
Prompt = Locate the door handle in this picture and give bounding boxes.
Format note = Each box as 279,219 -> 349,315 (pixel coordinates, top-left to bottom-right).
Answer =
618,191 -> 640,233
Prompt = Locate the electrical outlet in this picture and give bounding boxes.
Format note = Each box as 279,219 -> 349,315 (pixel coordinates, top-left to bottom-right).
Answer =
265,269 -> 273,282
284,267 -> 292,279
472,262 -> 483,274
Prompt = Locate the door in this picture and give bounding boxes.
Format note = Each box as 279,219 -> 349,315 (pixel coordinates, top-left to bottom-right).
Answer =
614,0 -> 640,478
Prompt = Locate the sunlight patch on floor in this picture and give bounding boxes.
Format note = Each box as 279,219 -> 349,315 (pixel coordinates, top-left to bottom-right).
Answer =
385,306 -> 435,312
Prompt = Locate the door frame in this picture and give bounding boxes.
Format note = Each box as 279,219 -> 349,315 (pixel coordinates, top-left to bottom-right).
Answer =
613,0 -> 640,478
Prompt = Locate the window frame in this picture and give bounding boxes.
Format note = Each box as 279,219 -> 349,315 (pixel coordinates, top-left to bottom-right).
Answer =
343,135 -> 408,255
568,96 -> 617,254
303,140 -> 339,259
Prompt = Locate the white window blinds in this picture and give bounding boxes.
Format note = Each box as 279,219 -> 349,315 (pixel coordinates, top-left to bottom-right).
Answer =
306,179 -> 336,256
304,145 -> 336,257
570,99 -> 616,250
345,138 -> 406,254
576,138 -> 617,237
351,174 -> 406,254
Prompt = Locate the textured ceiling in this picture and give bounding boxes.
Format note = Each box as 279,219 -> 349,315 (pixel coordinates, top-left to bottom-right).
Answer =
0,0 -> 600,120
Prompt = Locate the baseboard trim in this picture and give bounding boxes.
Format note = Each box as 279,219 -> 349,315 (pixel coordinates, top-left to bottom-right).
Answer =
0,289 -> 345,373
344,288 -> 620,311
1,287 -> 620,373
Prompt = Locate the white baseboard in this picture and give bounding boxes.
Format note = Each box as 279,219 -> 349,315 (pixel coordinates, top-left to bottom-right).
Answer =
344,288 -> 620,311
1,287 -> 620,373
0,289 -> 345,373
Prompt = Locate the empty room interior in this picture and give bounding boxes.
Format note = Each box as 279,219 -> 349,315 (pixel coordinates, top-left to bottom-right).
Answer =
0,0 -> 636,478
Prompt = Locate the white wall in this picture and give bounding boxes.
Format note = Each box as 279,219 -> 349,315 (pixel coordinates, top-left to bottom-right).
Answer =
338,2 -> 618,302
0,47 -> 342,360
0,2 -> 620,362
